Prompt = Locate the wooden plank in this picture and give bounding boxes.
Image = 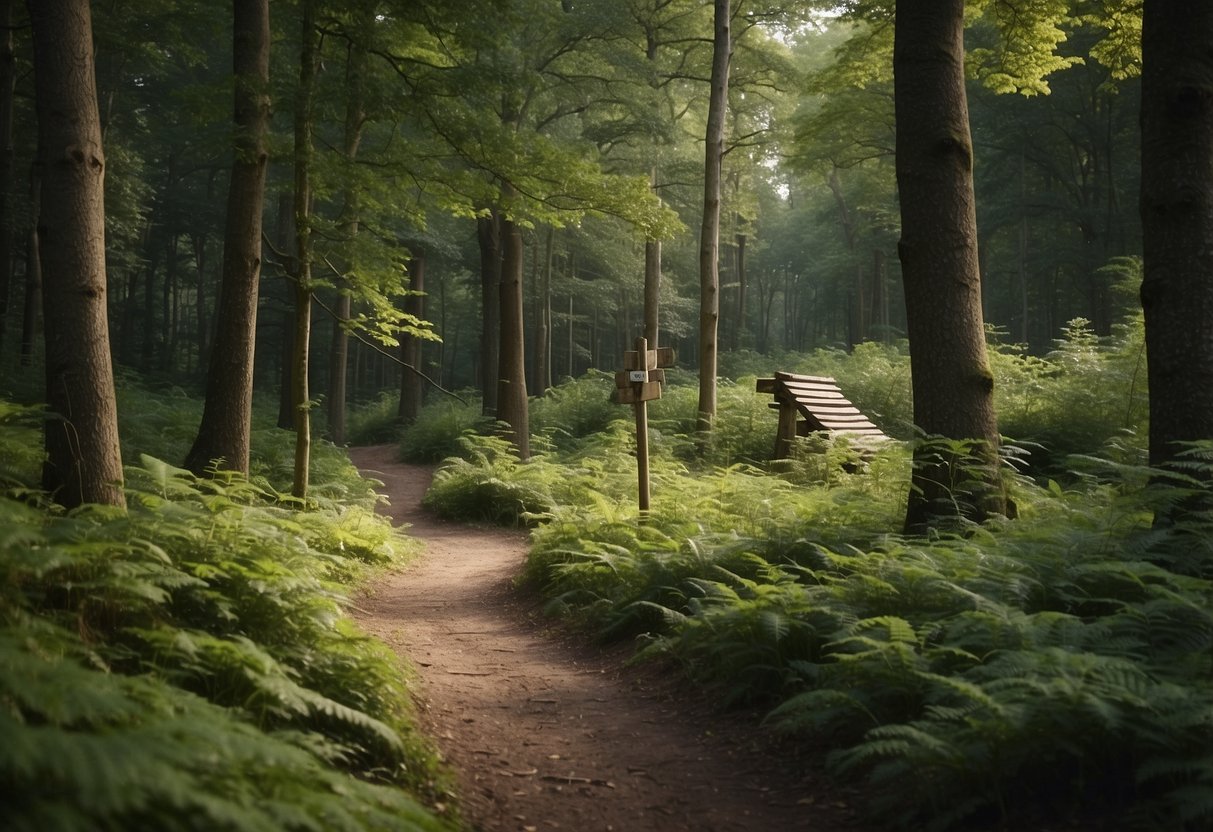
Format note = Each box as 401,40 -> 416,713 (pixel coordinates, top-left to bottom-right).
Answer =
818,425 -> 881,435
612,381 -> 662,404
795,398 -> 852,410
780,376 -> 842,387
655,346 -> 675,367
775,371 -> 836,384
786,391 -> 848,402
812,412 -> 878,423
756,378 -> 778,394
783,384 -> 846,397
796,405 -> 865,417
623,350 -> 658,371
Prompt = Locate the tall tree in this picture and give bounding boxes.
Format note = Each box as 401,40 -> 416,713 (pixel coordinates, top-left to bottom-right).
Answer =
326,4 -> 373,447
28,0 -> 124,508
477,209 -> 501,414
289,0 -> 319,500
398,253 -> 425,423
894,0 -> 1005,533
0,0 -> 14,358
497,195 -> 529,458
184,0 -> 270,477
1140,1 -> 1213,476
697,0 -> 731,439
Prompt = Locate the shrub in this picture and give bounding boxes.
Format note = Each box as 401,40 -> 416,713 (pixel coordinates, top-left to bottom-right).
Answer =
0,447 -> 453,831
397,397 -> 488,463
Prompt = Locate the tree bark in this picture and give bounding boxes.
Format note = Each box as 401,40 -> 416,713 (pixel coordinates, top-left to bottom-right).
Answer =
497,210 -> 529,459
28,0 -> 124,508
273,192 -> 296,429
535,226 -> 553,394
185,0 -> 269,476
644,238 -> 661,348
20,182 -> 40,366
696,0 -> 730,440
1140,2 -> 1213,480
477,210 -> 501,414
327,13 -> 369,446
735,230 -> 747,347
398,254 -> 426,423
191,231 -> 209,369
290,0 -> 319,500
894,0 -> 1004,533
0,0 -> 14,357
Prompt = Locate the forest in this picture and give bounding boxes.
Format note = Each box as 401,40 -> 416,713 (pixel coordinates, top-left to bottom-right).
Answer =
2,0 -> 1212,830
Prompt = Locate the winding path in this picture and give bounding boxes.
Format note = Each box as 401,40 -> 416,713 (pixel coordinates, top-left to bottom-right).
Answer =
348,445 -> 864,832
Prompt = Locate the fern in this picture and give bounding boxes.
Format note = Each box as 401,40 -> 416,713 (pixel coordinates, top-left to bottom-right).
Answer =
0,445 -> 454,831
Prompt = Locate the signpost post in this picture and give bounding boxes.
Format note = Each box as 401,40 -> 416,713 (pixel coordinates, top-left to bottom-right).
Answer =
613,337 -> 674,512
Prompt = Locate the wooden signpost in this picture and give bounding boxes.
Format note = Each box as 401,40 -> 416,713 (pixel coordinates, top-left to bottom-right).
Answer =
612,337 -> 674,512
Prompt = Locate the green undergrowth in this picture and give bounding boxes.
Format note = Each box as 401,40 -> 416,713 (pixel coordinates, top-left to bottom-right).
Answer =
397,397 -> 490,463
423,414 -> 1213,829
0,399 -> 454,831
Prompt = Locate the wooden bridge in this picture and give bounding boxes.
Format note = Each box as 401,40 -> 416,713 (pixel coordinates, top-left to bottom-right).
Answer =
755,371 -> 890,459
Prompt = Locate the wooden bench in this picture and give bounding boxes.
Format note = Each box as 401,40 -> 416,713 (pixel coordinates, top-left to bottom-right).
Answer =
755,372 -> 890,459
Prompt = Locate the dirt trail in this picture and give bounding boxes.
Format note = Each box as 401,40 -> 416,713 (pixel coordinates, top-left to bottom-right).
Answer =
349,444 -> 865,832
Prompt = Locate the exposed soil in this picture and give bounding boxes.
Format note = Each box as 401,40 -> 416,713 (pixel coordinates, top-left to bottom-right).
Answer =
349,444 -> 871,832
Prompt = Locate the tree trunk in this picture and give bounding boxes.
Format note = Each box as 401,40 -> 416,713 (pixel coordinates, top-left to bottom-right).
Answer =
735,230 -> 747,348
644,238 -> 661,348
398,254 -> 426,423
643,132 -> 663,355
477,210 -> 501,414
191,231 -> 209,369
0,0 -> 14,358
185,0 -> 270,477
1140,2 -> 1213,479
28,0 -> 124,508
895,0 -> 1004,534
274,192 -> 296,429
535,226 -> 553,394
141,240 -> 159,369
696,0 -> 730,440
20,187 -> 40,366
497,211 -> 529,459
290,0 -> 318,500
327,12 -> 369,446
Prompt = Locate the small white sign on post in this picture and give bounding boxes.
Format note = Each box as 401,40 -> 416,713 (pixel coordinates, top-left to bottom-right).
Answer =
613,339 -> 675,514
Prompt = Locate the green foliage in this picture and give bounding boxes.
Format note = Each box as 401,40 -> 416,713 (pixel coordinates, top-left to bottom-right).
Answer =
968,0 -> 1083,96
419,346 -> 1211,828
530,371 -> 623,453
346,391 -> 407,446
0,401 -> 44,491
517,441 -> 1213,828
0,451 -> 452,832
992,316 -> 1148,470
397,397 -> 490,464
422,433 -> 557,526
